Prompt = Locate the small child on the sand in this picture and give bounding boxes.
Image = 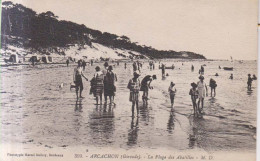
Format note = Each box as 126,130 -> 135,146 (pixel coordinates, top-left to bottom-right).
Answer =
168,82 -> 177,108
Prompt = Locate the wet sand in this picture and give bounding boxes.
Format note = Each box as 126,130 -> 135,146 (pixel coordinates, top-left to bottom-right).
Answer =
0,60 -> 257,152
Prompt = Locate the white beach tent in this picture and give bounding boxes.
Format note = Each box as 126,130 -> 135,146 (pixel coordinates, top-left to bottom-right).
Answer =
9,53 -> 19,63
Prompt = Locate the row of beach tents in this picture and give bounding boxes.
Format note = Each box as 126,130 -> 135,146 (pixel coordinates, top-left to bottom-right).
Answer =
4,54 -> 53,64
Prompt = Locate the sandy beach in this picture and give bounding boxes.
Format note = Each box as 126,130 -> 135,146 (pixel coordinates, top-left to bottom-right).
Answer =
0,60 -> 256,153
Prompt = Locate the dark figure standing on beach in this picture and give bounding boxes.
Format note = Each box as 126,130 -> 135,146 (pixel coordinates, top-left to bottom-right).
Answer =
140,75 -> 157,101
247,74 -> 253,90
103,62 -> 109,75
90,59 -> 93,66
189,82 -> 199,116
149,62 -> 152,70
200,66 -> 204,74
32,58 -> 35,66
168,82 -> 177,109
133,62 -> 137,72
229,74 -> 233,80
73,60 -> 88,99
127,71 -> 141,117
93,66 -> 104,105
66,59 -> 69,67
104,66 -> 117,104
137,61 -> 140,71
209,78 -> 217,97
219,66 -> 221,69
82,60 -> 86,71
161,64 -> 166,77
117,61 -> 119,66
197,76 -> 208,113
125,62 -> 127,69
191,65 -> 194,72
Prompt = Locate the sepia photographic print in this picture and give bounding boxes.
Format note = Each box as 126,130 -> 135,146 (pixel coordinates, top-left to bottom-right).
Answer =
0,0 -> 258,161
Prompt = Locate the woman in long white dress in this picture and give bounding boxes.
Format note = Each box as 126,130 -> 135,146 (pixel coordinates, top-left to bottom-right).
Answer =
197,76 -> 208,113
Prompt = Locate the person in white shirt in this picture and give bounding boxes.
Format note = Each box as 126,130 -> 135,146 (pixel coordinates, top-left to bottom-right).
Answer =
168,82 -> 177,109
197,76 -> 208,113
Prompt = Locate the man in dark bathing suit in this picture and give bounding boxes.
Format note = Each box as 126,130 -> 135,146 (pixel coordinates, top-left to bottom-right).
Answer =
73,60 -> 88,99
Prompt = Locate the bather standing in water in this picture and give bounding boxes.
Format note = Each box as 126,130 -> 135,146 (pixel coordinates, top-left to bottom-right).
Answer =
209,78 -> 217,97
93,66 -> 104,104
161,64 -> 166,77
197,76 -> 208,113
189,82 -> 199,116
168,82 -> 177,109
73,60 -> 88,99
104,66 -> 117,104
127,71 -> 141,117
247,74 -> 253,90
229,74 -> 233,80
66,59 -> 69,67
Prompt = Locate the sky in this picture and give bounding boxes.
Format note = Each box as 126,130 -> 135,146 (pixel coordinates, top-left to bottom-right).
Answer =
3,0 -> 258,60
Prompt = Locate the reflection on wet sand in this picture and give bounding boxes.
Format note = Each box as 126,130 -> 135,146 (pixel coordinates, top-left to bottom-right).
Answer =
167,112 -> 175,134
247,89 -> 253,96
75,99 -> 83,112
127,117 -> 139,146
139,101 -> 150,122
188,115 -> 206,149
88,104 -> 115,144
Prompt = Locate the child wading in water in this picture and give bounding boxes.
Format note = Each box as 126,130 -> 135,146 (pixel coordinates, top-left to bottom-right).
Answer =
168,82 -> 177,109
127,71 -> 141,117
189,82 -> 199,116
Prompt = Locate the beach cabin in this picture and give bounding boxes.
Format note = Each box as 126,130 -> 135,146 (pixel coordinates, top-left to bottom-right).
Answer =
41,55 -> 53,63
48,56 -> 53,62
29,55 -> 40,62
9,54 -> 19,63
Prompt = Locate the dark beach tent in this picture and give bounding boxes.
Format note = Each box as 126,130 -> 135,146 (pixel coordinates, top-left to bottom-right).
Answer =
29,55 -> 40,62
42,55 -> 53,63
42,55 -> 48,63
9,54 -> 19,63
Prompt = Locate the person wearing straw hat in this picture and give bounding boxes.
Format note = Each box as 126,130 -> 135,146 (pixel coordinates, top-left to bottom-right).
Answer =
197,75 -> 208,113
189,82 -> 199,116
127,71 -> 141,117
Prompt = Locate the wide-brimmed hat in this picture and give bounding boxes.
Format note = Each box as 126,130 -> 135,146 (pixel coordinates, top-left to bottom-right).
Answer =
133,71 -> 140,77
95,66 -> 100,70
104,62 -> 109,67
108,65 -> 113,70
191,82 -> 197,87
199,75 -> 204,80
171,82 -> 175,86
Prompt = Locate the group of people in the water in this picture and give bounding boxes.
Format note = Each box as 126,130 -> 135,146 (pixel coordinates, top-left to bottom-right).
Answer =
71,60 -> 257,117
73,60 -> 117,105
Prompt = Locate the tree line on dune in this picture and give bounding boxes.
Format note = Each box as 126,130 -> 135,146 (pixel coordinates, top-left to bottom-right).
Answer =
1,1 -> 206,59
